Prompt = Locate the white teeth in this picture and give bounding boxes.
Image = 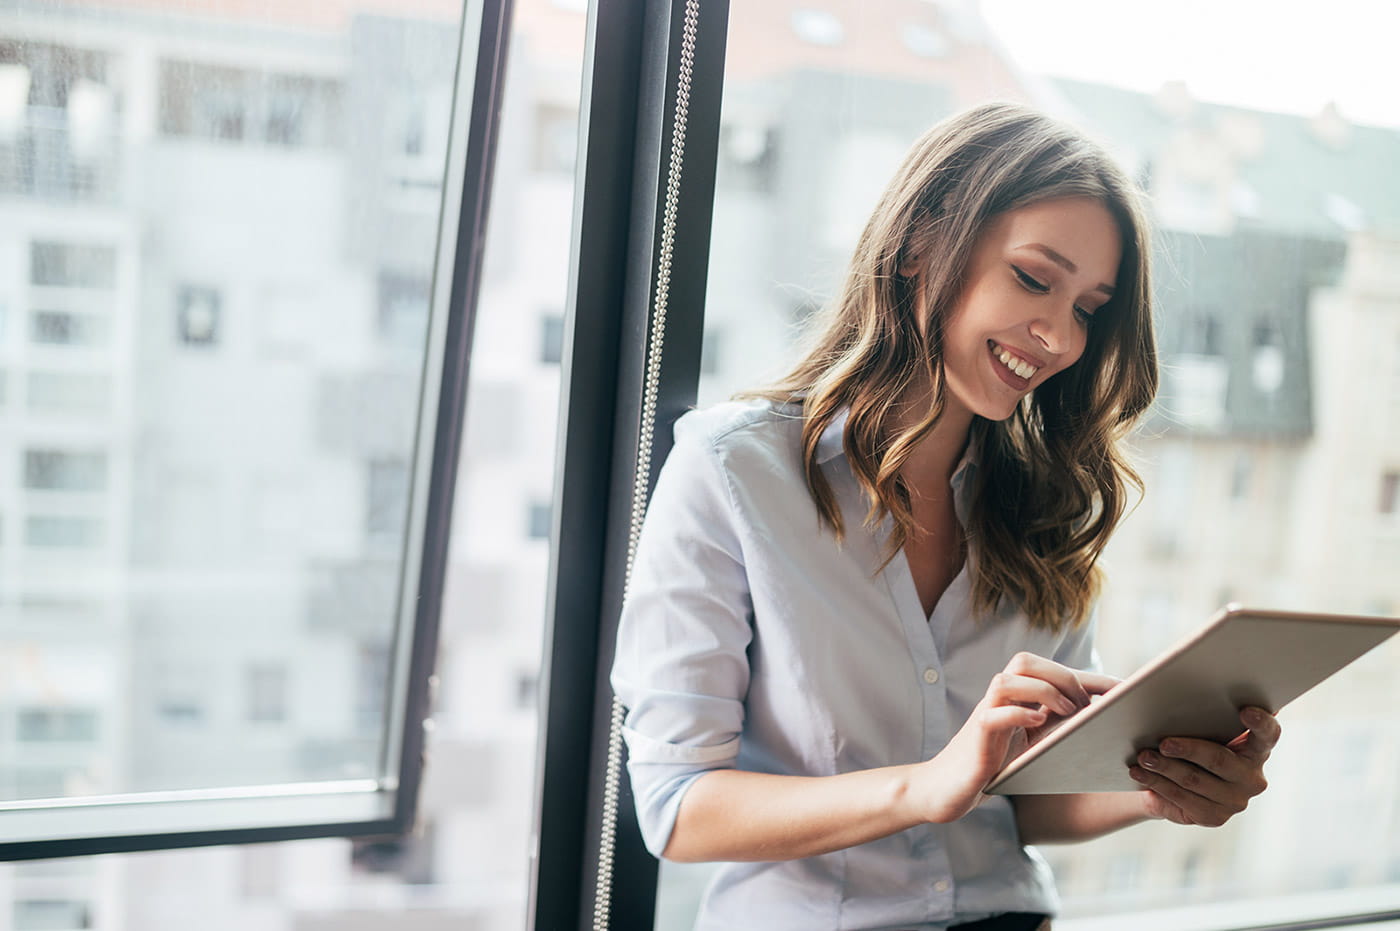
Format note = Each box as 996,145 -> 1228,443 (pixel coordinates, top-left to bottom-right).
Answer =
993,344 -> 1037,380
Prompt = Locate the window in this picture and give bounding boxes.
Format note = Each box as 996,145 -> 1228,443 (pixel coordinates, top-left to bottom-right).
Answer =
0,0 -> 516,885
24,515 -> 102,548
790,9 -> 844,46
30,310 -> 108,346
1381,471 -> 1399,516
12,899 -> 91,931
176,285 -> 220,345
366,458 -> 409,538
376,273 -> 430,349
16,708 -> 98,743
158,61 -> 341,148
25,372 -> 110,415
29,242 -> 116,288
526,499 -> 551,540
1252,317 -> 1285,394
23,449 -> 106,492
539,312 -> 564,364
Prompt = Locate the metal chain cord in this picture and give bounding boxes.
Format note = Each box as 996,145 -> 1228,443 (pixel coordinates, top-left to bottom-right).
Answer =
592,0 -> 702,927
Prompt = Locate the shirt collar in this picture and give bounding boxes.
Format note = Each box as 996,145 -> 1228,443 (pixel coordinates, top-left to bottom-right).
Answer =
814,407 -> 981,475
815,409 -> 849,465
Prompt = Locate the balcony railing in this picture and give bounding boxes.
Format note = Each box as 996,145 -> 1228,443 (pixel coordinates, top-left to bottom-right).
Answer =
0,106 -> 120,205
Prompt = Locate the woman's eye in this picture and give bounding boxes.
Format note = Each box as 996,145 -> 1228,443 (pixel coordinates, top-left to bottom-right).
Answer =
1012,266 -> 1049,293
1074,305 -> 1095,327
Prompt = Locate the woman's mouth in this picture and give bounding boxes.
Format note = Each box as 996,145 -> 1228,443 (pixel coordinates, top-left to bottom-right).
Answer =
988,340 -> 1040,381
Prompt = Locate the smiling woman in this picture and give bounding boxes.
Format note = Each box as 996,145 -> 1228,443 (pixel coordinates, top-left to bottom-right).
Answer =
611,104 -> 1277,931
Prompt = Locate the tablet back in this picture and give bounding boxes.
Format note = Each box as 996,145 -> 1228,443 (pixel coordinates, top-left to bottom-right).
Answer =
986,607 -> 1400,795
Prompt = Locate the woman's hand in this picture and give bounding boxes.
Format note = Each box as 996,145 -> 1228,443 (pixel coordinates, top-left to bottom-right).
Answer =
912,652 -> 1120,823
1129,706 -> 1280,827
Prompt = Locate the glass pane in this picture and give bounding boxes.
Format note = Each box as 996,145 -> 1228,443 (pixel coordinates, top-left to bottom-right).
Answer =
662,0 -> 1400,926
0,1 -> 463,807
1,0 -> 580,928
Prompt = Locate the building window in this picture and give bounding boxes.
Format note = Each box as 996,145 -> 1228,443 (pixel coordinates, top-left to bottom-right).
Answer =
16,707 -> 98,742
12,899 -> 92,931
29,241 -> 117,288
515,671 -> 538,709
1380,471 -> 1399,516
23,449 -> 107,492
159,60 -> 341,147
790,9 -> 844,45
155,666 -> 206,724
30,310 -> 108,346
377,273 -> 430,349
177,285 -> 221,346
26,372 -> 110,415
527,499 -> 551,540
540,313 -> 564,364
246,664 -> 288,723
1252,318 -> 1285,394
367,459 -> 409,537
25,515 -> 103,548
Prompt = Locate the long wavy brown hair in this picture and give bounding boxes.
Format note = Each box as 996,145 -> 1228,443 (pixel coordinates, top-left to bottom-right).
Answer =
745,102 -> 1158,631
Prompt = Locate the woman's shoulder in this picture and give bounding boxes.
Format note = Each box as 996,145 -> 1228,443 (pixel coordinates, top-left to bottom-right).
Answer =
672,398 -> 805,464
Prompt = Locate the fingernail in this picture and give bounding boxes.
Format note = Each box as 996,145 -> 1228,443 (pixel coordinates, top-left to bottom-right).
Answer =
1160,740 -> 1179,755
1129,767 -> 1147,782
1244,707 -> 1264,725
1141,751 -> 1160,769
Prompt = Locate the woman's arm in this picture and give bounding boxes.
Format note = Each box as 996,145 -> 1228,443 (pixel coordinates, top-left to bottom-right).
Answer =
663,652 -> 1116,862
664,765 -> 930,862
1011,792 -> 1152,845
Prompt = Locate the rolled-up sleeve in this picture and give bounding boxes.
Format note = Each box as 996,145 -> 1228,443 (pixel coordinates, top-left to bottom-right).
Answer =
610,415 -> 755,857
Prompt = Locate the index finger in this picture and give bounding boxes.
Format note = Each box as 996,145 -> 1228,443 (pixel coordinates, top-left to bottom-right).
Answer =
1003,652 -> 1117,710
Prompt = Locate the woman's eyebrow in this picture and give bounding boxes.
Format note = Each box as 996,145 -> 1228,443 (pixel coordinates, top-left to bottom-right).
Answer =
1021,242 -> 1115,295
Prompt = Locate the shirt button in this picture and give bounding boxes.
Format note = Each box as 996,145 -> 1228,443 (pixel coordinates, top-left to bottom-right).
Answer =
934,879 -> 951,893
923,668 -> 940,685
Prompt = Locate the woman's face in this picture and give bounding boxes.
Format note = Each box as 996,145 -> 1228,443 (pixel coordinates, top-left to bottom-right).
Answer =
936,196 -> 1122,422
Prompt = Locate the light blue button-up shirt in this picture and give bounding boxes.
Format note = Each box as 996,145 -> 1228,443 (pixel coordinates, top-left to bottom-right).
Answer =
611,399 -> 1100,930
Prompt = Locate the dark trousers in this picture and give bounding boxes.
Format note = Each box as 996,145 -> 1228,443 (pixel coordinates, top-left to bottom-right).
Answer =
949,914 -> 1049,931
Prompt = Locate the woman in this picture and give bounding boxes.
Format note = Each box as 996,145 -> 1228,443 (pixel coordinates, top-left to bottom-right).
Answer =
611,102 -> 1278,930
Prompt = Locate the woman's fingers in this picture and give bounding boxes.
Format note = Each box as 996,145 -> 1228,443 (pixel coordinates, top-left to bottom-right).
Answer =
1231,707 -> 1281,763
996,652 -> 1117,713
1076,670 -> 1124,696
985,672 -> 1080,717
1129,761 -> 1240,827
978,703 -> 1047,731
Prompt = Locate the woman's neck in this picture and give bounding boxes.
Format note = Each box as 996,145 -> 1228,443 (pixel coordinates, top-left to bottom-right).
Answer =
896,389 -> 975,498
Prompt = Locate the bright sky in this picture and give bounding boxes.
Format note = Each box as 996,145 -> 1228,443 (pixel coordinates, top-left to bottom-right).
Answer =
979,0 -> 1400,129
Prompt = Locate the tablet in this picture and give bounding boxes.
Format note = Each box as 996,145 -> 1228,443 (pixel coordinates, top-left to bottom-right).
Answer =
985,605 -> 1400,796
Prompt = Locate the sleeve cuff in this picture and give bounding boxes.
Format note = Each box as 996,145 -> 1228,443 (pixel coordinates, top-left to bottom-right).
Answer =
622,726 -> 741,765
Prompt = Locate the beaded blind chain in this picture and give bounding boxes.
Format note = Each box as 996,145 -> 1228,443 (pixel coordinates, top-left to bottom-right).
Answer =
592,0 -> 703,928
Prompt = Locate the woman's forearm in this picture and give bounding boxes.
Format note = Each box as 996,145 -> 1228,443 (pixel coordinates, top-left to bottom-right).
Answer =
663,764 -> 953,863
1011,791 -> 1154,844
